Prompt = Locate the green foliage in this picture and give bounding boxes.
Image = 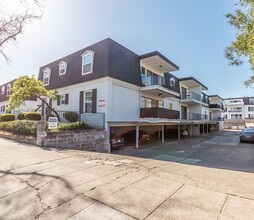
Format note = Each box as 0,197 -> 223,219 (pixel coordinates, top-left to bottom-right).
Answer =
225,0 -> 254,86
17,112 -> 26,120
56,122 -> 91,131
0,120 -> 37,136
7,76 -> 58,111
24,112 -> 41,121
63,111 -> 79,123
0,114 -> 15,122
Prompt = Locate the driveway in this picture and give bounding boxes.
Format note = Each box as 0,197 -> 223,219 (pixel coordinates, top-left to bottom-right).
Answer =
114,130 -> 254,173
1,132 -> 254,219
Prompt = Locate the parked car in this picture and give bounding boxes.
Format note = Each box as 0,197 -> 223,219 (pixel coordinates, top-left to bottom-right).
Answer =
239,128 -> 254,143
155,129 -> 188,139
121,130 -> 150,143
110,134 -> 124,148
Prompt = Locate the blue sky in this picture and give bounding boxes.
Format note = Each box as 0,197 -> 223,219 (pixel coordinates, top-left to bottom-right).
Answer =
0,0 -> 252,98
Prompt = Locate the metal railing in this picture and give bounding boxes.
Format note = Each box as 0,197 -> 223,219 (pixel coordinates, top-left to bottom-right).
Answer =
48,110 -> 105,128
209,104 -> 224,110
140,107 -> 180,119
141,75 -> 179,93
181,92 -> 201,102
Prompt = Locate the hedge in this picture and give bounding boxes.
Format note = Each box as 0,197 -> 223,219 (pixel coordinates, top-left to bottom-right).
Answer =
0,114 -> 15,122
63,111 -> 79,123
0,120 -> 37,136
17,112 -> 26,120
24,112 -> 41,121
56,122 -> 91,131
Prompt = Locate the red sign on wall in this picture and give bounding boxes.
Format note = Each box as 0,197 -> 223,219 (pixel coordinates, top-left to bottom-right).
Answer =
99,100 -> 105,107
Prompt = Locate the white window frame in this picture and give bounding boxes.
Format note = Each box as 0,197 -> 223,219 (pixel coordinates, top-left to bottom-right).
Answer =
1,86 -> 5,95
169,77 -> 176,87
84,90 -> 93,113
43,68 -> 51,86
60,94 -> 66,105
6,84 -> 11,97
58,61 -> 67,75
81,50 -> 95,75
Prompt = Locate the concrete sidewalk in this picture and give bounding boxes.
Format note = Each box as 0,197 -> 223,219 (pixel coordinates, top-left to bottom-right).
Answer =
1,137 -> 254,219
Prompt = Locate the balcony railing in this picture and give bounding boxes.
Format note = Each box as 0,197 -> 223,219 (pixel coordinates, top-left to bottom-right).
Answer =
209,104 -> 224,110
141,75 -> 179,93
181,92 -> 201,102
188,112 -> 208,120
140,107 -> 180,119
228,109 -> 242,112
213,117 -> 224,121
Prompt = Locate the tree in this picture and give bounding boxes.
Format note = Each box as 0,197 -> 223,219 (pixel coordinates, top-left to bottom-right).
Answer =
7,75 -> 60,121
0,0 -> 44,63
225,0 -> 254,87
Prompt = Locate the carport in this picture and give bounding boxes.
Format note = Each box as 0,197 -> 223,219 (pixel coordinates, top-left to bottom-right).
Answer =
108,119 -> 193,150
108,119 -> 218,151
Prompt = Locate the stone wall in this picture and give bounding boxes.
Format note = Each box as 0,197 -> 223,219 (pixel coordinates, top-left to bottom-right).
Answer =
40,129 -> 110,153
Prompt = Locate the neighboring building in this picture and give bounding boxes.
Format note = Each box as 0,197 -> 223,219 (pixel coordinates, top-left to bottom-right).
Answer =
223,97 -> 254,120
37,38 -> 224,147
0,79 -> 39,115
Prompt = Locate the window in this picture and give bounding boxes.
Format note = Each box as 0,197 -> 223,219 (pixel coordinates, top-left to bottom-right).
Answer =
248,106 -> 254,112
169,103 -> 173,109
0,105 -> 5,112
43,68 -> 51,85
81,51 -> 94,75
6,84 -> 11,97
1,86 -> 5,95
58,61 -> 67,75
60,95 -> 66,105
169,77 -> 176,87
84,91 -> 93,113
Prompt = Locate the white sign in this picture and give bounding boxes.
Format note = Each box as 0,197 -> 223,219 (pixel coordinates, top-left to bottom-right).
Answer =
48,117 -> 58,129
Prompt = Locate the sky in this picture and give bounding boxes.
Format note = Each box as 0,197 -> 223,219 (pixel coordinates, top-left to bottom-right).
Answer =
0,0 -> 253,98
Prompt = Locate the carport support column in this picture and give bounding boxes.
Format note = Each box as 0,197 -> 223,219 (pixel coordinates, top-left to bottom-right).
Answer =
203,124 -> 205,135
178,125 -> 181,141
206,124 -> 209,133
162,125 -> 164,144
136,125 -> 139,149
190,125 -> 193,137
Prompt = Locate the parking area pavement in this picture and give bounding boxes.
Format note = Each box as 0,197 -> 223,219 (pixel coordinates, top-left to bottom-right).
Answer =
114,130 -> 254,173
1,131 -> 254,219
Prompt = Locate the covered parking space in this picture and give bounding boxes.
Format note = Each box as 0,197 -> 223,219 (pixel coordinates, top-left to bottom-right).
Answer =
108,119 -> 217,151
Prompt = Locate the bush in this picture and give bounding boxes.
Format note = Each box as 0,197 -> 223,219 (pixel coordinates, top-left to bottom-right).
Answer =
0,114 -> 15,122
24,112 -> 41,121
63,111 -> 79,123
57,122 -> 91,131
17,112 -> 26,120
0,120 -> 37,136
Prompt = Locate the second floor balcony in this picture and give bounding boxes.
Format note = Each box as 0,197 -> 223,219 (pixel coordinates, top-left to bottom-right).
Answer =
180,91 -> 202,104
141,75 -> 180,98
209,104 -> 224,111
140,107 -> 180,120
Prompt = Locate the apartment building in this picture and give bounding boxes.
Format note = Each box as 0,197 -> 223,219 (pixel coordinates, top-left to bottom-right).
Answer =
37,38 -> 224,147
223,97 -> 254,120
0,79 -> 39,115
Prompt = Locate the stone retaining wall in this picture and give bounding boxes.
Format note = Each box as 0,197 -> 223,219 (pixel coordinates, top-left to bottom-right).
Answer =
41,129 -> 110,153
0,131 -> 37,145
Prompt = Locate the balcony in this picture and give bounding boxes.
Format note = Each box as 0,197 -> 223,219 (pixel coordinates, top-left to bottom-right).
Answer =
189,112 -> 207,120
141,75 -> 180,98
180,92 -> 202,105
209,104 -> 224,111
140,107 -> 180,119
